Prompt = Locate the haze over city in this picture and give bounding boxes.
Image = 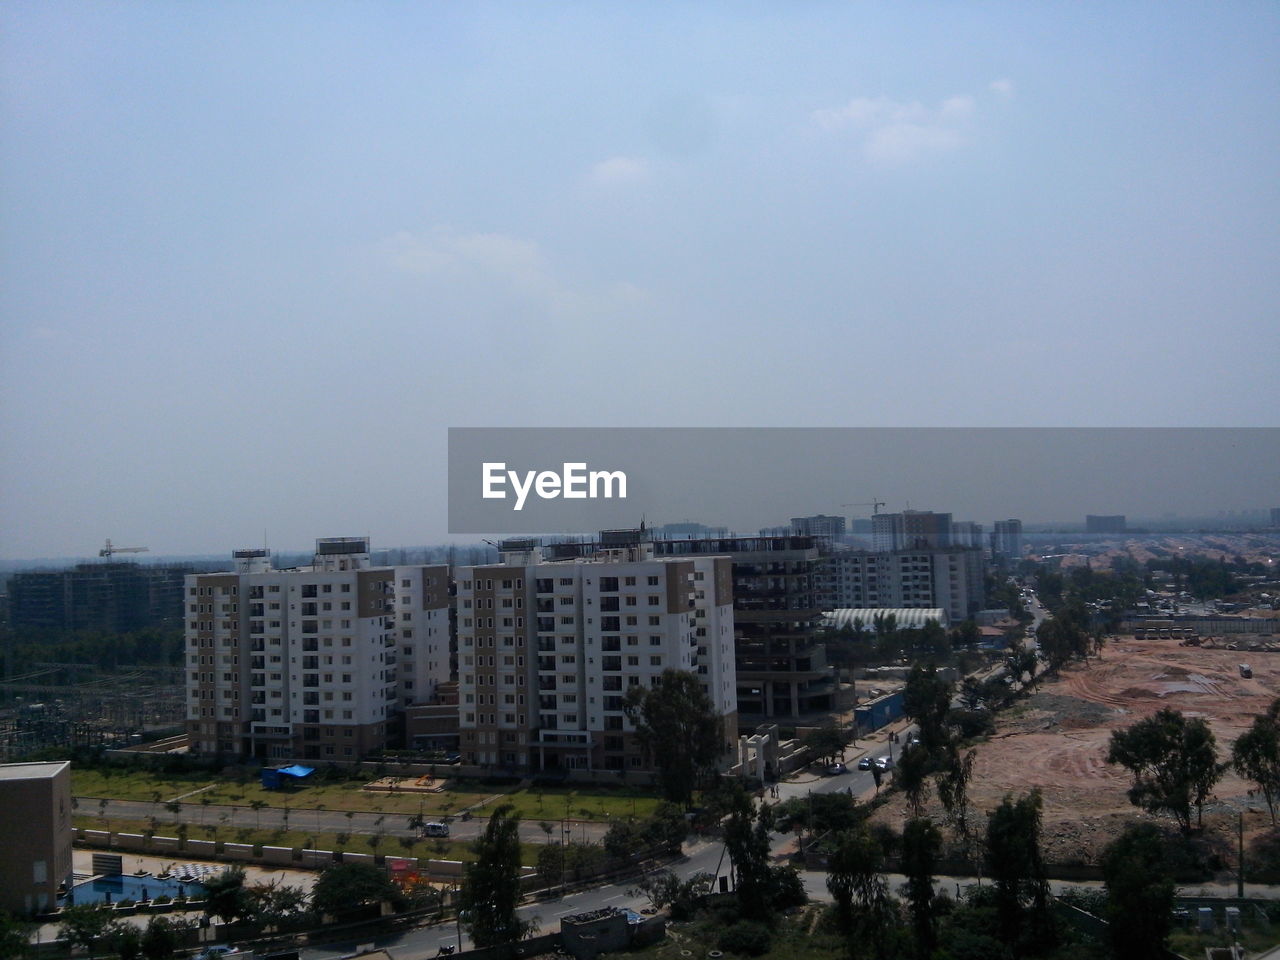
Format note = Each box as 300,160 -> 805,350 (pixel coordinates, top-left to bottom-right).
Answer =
2,3 -> 1278,560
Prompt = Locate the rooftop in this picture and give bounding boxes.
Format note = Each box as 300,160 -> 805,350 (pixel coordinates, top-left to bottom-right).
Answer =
0,760 -> 70,781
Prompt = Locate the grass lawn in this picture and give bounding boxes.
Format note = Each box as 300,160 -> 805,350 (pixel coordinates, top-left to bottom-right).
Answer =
74,767 -> 666,822
72,814 -> 540,866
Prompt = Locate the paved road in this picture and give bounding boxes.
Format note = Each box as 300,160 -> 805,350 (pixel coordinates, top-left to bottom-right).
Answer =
76,798 -> 609,845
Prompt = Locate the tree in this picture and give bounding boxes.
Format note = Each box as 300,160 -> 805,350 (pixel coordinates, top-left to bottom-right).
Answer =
202,867 -> 251,923
900,818 -> 943,959
937,745 -> 977,867
0,913 -> 34,960
1102,823 -> 1176,960
959,677 -> 986,711
247,881 -> 308,927
312,862 -> 405,916
724,801 -> 805,921
642,802 -> 689,851
139,916 -> 188,960
894,738 -> 933,819
603,819 -> 644,861
459,803 -> 530,947
903,663 -> 952,751
249,799 -> 267,830
986,790 -> 1052,954
632,870 -> 712,921
1106,707 -> 1224,833
535,842 -> 563,889
802,724 -> 848,766
826,824 -> 896,959
58,904 -> 120,953
623,669 -> 725,804
1234,703 -> 1280,823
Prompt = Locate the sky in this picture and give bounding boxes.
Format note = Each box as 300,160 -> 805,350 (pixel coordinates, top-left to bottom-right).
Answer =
1,2 -> 1277,560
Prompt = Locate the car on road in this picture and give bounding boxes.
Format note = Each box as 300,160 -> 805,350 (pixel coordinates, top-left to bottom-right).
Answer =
195,948 -> 243,960
873,756 -> 895,771
825,762 -> 847,775
857,757 -> 873,770
423,821 -> 450,837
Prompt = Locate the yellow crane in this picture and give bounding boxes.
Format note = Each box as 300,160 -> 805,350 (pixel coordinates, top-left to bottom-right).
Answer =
99,539 -> 149,559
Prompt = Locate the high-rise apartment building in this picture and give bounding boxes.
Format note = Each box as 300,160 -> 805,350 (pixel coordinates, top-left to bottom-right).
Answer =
454,534 -> 736,774
652,535 -> 835,721
991,519 -> 1024,560
8,562 -> 193,633
1085,515 -> 1127,534
950,521 -> 985,549
872,511 -> 953,551
184,540 -> 449,761
819,546 -> 985,623
790,514 -> 847,541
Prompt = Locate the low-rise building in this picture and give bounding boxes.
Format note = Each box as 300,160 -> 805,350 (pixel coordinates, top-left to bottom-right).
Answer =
0,761 -> 73,915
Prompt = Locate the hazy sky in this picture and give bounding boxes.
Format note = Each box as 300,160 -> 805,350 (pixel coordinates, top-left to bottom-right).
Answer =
2,3 -> 1277,559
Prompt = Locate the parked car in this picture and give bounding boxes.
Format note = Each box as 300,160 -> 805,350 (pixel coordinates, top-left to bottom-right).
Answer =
856,757 -> 873,771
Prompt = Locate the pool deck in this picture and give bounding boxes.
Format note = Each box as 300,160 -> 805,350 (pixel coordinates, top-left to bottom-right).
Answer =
30,849 -> 319,944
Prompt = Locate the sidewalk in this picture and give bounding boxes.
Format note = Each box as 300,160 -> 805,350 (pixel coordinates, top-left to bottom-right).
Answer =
768,717 -> 916,804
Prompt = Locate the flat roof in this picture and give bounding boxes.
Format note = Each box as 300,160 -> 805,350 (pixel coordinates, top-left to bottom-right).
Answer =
0,760 -> 70,781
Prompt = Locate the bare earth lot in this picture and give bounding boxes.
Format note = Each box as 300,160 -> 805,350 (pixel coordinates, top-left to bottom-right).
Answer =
875,636 -> 1280,864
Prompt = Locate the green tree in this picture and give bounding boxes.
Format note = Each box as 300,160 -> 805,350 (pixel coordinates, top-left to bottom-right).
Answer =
603,818 -> 644,860
802,724 -> 848,766
1102,823 -> 1176,960
139,916 -> 187,960
826,824 -> 896,959
1106,707 -> 1224,833
642,802 -> 689,851
1233,702 -> 1280,823
623,669 -> 725,804
459,803 -> 530,947
724,802 -> 773,919
312,862 -> 405,916
249,798 -> 267,830
894,738 -> 933,819
632,870 -> 711,921
903,662 -> 952,751
202,867 -> 251,923
57,904 -> 120,953
535,842 -> 563,889
986,790 -> 1052,954
900,818 -> 943,959
0,913 -> 34,960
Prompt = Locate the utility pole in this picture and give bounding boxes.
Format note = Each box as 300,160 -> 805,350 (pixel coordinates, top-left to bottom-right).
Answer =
1238,811 -> 1245,899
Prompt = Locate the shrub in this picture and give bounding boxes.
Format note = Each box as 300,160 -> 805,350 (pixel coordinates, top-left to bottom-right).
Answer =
718,919 -> 773,956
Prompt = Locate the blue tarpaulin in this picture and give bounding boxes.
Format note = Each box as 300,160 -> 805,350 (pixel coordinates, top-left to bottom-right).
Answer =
261,765 -> 316,790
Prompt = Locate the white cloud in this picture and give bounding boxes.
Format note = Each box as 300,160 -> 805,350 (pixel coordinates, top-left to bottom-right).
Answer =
381,227 -> 645,325
813,92 -> 979,165
590,155 -> 650,185
990,78 -> 1015,100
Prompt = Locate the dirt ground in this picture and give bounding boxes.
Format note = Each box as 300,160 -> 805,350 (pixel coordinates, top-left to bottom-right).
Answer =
873,636 -> 1280,865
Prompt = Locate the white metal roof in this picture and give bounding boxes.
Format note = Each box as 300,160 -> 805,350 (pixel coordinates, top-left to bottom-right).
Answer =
823,608 -> 949,632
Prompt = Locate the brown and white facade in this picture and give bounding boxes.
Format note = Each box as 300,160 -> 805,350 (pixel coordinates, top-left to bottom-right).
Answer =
184,539 -> 449,761
454,536 -> 737,774
0,760 -> 73,915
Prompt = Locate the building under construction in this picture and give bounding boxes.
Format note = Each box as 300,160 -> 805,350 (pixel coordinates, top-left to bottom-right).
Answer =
6,561 -> 193,633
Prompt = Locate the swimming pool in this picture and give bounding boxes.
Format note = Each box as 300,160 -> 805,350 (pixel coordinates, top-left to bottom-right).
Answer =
70,874 -> 207,905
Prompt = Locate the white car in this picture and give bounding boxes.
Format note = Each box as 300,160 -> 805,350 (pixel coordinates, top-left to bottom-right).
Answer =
873,756 -> 895,771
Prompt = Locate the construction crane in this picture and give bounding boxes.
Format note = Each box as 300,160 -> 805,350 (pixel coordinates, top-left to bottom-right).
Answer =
842,499 -> 886,515
99,539 -> 149,559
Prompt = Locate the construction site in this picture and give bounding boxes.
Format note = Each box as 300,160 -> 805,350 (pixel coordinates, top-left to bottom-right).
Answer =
872,631 -> 1280,865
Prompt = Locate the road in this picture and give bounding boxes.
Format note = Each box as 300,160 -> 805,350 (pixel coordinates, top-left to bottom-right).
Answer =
76,798 -> 609,845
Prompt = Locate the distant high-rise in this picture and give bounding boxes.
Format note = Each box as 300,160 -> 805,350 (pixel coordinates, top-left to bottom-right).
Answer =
819,546 -> 985,623
791,514 -> 846,540
951,521 -> 984,549
8,562 -> 193,633
873,511 -> 952,551
1271,508 -> 1280,528
992,519 -> 1024,560
1085,515 -> 1127,534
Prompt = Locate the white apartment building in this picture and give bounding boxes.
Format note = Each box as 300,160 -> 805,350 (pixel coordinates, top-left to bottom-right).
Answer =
454,536 -> 736,774
184,539 -> 449,761
820,546 -> 985,623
